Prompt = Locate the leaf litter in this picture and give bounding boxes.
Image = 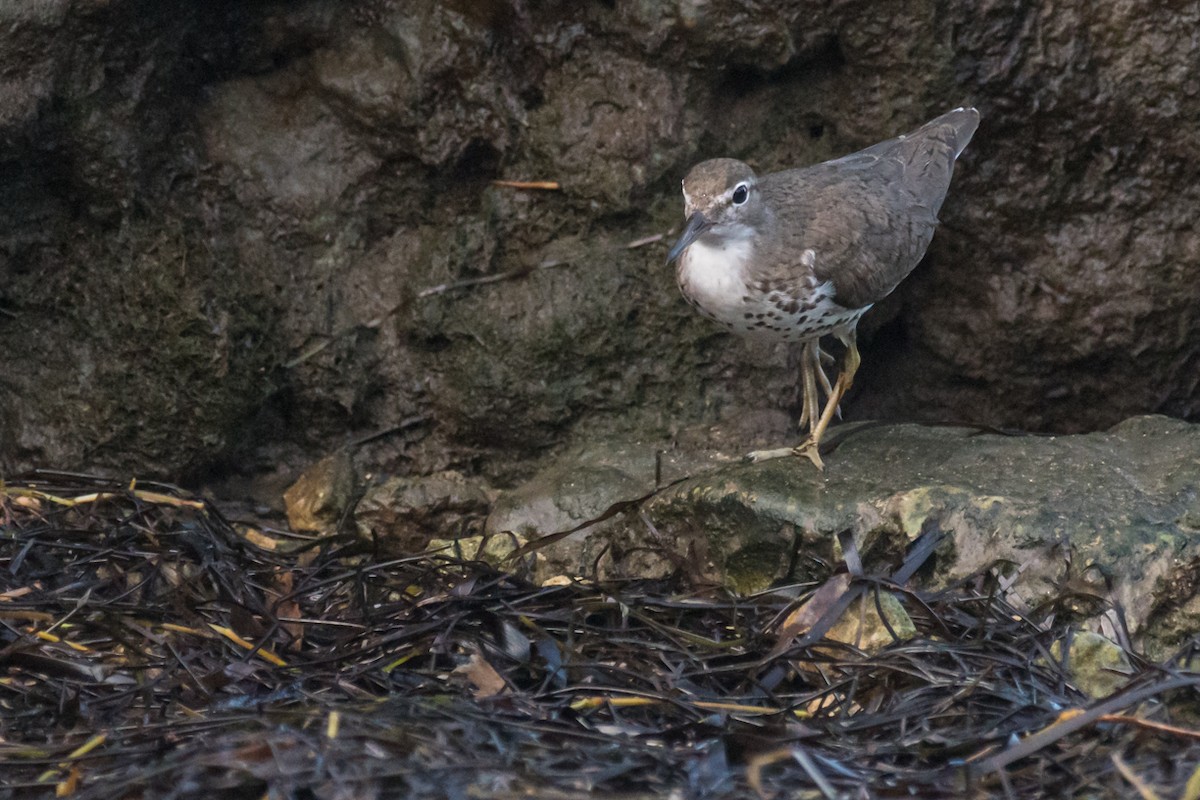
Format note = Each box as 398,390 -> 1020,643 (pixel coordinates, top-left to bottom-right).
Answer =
1,471 -> 1199,799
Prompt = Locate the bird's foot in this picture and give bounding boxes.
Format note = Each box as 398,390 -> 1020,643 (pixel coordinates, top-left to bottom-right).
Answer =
743,445 -> 797,463
743,438 -> 825,470
792,438 -> 825,471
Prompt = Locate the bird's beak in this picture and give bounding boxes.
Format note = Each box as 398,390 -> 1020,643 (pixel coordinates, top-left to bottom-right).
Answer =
666,212 -> 711,264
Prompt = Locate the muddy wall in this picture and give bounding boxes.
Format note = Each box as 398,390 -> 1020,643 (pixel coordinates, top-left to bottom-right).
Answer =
1,0 -> 1196,484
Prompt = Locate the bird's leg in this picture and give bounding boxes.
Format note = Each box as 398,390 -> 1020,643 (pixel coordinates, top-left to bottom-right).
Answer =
795,346 -> 809,430
812,342 -> 841,420
797,340 -> 820,431
794,329 -> 860,470
747,339 -> 821,463
793,341 -> 840,429
745,333 -> 859,466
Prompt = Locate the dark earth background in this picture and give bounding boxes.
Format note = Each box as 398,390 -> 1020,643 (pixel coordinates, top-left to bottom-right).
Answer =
2,0 -> 1198,496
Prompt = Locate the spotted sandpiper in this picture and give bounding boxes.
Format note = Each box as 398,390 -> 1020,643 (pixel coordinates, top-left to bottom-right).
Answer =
666,107 -> 979,468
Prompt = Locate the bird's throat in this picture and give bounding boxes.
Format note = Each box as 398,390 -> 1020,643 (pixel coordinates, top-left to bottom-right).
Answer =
677,236 -> 754,319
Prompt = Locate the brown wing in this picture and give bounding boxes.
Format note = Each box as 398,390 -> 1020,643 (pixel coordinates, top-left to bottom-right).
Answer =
757,108 -> 979,310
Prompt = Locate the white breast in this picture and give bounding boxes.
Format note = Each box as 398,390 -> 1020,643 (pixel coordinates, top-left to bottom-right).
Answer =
677,238 -> 752,323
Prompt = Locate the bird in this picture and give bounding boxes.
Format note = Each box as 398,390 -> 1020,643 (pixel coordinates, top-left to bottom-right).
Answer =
666,107 -> 979,469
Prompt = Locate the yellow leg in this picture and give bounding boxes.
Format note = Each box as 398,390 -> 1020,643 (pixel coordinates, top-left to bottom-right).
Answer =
813,342 -> 840,422
748,339 -> 822,463
746,331 -> 858,466
797,340 -> 821,431
794,330 -> 859,470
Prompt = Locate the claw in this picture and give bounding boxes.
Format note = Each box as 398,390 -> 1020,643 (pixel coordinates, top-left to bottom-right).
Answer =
792,438 -> 825,471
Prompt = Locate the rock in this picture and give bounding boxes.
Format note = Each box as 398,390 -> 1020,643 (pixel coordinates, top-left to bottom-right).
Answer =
283,451 -> 356,534
310,1 -> 523,167
494,416 -> 1200,654
1048,632 -> 1134,699
518,48 -> 688,211
356,471 -> 493,555
485,439 -> 733,579
779,573 -> 916,659
201,74 -> 381,213
822,592 -> 915,654
426,532 -> 536,574
883,1 -> 1200,433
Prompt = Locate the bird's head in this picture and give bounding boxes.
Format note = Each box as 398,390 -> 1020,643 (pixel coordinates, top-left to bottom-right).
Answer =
666,158 -> 760,265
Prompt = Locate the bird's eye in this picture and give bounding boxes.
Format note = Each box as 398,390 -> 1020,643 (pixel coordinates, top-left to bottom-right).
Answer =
732,184 -> 749,205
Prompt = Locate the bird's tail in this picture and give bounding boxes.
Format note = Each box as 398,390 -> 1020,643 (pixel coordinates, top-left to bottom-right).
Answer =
888,107 -> 980,217
924,106 -> 980,160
